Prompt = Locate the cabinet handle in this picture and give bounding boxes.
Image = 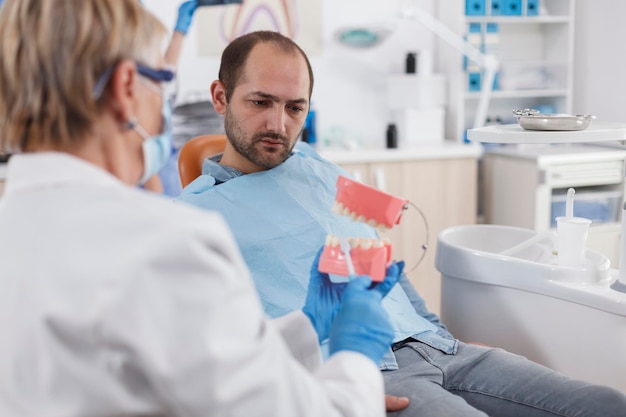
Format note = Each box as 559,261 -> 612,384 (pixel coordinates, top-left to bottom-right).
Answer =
552,169 -> 623,180
374,168 -> 387,192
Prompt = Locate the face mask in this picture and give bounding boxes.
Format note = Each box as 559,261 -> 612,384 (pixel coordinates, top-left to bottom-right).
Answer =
133,99 -> 173,185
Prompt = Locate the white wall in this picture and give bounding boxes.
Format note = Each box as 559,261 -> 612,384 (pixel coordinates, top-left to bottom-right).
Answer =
573,1 -> 626,122
144,1 -> 626,147
144,0 -> 435,149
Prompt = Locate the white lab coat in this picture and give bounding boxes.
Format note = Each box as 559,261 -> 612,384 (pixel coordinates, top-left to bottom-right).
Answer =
0,152 -> 385,417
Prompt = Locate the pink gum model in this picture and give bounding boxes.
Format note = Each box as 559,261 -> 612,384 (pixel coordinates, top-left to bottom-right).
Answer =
333,175 -> 408,230
319,176 -> 408,281
318,238 -> 392,282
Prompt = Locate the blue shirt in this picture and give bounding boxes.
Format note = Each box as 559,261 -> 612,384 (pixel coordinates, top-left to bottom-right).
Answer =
178,142 -> 457,369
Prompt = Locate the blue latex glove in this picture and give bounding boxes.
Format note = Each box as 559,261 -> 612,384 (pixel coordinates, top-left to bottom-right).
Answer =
302,248 -> 347,343
174,1 -> 198,35
303,247 -> 404,343
371,260 -> 404,296
328,275 -> 394,364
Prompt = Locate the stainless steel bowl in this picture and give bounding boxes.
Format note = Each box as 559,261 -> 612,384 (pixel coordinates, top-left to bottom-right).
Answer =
513,109 -> 596,131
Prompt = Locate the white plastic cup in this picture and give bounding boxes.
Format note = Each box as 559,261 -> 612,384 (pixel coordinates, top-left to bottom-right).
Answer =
619,205 -> 626,285
556,216 -> 592,267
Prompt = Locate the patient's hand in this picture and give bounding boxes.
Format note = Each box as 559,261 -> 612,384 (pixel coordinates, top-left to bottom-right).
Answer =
385,394 -> 409,411
467,341 -> 491,347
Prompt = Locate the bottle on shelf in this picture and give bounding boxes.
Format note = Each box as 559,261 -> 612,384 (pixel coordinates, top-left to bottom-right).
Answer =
302,104 -> 317,146
405,52 -> 417,74
386,123 -> 398,149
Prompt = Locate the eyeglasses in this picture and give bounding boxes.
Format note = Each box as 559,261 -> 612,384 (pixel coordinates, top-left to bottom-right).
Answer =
93,63 -> 177,106
136,64 -> 177,107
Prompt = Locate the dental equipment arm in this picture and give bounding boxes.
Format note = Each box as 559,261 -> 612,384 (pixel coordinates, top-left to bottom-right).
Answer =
335,3 -> 499,131
399,6 -> 499,129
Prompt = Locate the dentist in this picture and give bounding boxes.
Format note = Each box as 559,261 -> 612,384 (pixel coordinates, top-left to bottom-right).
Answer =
0,1 -> 399,416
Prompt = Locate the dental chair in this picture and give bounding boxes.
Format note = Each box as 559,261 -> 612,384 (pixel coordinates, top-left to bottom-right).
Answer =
178,134 -> 227,187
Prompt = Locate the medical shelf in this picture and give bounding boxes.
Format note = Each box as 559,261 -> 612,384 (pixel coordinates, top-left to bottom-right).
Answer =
465,88 -> 569,100
465,16 -> 570,23
437,0 -> 575,142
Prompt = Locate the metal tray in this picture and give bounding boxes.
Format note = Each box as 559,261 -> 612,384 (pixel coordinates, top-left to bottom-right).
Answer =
513,109 -> 595,131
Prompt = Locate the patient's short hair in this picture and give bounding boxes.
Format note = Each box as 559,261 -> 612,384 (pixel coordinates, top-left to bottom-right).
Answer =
218,31 -> 314,102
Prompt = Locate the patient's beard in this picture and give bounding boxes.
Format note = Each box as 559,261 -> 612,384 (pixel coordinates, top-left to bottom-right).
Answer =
224,106 -> 300,170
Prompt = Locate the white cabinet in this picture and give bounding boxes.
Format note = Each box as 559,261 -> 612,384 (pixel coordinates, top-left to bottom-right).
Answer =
482,144 -> 626,267
436,0 -> 575,142
333,155 -> 478,316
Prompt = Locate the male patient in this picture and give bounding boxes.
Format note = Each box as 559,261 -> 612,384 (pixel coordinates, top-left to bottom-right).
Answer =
178,30 -> 626,416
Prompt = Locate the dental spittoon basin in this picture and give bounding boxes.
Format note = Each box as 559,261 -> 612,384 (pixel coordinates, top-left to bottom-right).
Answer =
436,224 -> 626,393
319,175 -> 408,281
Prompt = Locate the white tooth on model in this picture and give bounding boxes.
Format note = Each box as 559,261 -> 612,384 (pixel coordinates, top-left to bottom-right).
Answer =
331,235 -> 340,247
378,225 -> 389,233
332,201 -> 343,215
373,240 -> 384,248
382,237 -> 391,245
356,215 -> 366,223
367,219 -> 378,228
325,234 -> 333,246
349,211 -> 357,221
342,207 -> 351,217
360,239 -> 372,250
349,238 -> 358,248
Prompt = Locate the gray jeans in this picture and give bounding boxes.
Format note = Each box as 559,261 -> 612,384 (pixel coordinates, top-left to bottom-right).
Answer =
383,340 -> 626,417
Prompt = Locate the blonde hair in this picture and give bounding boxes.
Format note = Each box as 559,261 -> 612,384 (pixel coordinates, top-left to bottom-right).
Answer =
0,0 -> 168,153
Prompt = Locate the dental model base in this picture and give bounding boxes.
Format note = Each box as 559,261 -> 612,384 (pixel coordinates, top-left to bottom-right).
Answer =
319,175 -> 408,282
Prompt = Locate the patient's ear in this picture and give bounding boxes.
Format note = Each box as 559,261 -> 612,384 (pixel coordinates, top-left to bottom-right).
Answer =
210,80 -> 227,115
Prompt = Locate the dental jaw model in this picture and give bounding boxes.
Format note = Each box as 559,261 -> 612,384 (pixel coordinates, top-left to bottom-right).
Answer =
320,235 -> 393,282
333,175 -> 408,231
319,175 -> 409,282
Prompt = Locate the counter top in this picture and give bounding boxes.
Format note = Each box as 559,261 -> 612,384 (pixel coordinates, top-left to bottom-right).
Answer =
0,142 -> 484,181
468,122 -> 626,144
484,143 -> 626,164
318,141 -> 483,164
